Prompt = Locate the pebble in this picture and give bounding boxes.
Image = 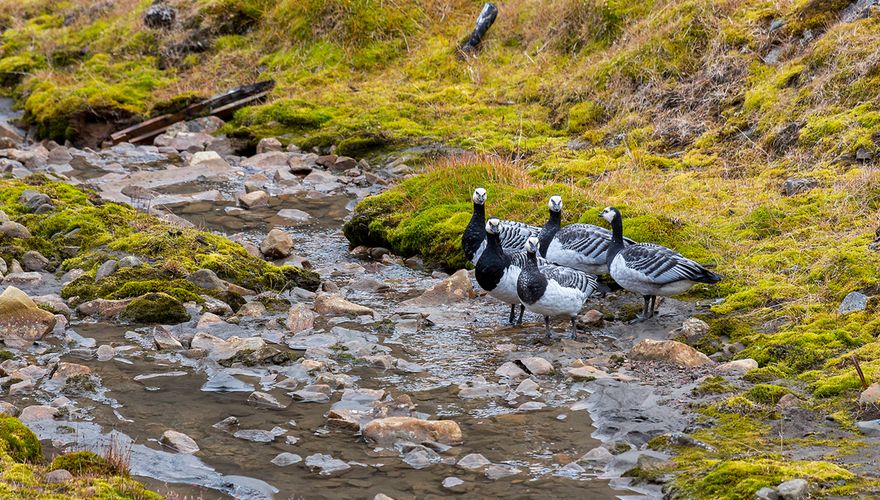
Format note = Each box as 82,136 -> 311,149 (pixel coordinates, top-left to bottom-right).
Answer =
442,476 -> 465,489
96,344 -> 115,361
485,464 -> 521,480
305,453 -> 351,475
457,453 -> 491,471
270,452 -> 303,466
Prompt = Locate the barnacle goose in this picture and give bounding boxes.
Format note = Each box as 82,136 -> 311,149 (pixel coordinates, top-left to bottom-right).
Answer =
517,236 -> 599,338
538,195 -> 636,274
462,187 -> 539,265
475,218 -> 530,324
599,207 -> 722,321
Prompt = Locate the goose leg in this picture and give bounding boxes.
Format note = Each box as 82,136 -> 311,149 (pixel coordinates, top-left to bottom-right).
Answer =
516,304 -> 525,325
544,316 -> 552,338
508,304 -> 516,324
632,295 -> 651,323
570,317 -> 578,339
648,296 -> 657,319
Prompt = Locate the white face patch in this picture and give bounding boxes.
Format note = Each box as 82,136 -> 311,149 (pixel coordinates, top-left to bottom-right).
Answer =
473,187 -> 488,204
525,236 -> 540,253
600,207 -> 615,223
485,218 -> 501,234
549,195 -> 563,212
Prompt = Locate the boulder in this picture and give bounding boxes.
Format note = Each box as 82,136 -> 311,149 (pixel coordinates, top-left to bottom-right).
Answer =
313,293 -> 374,316
0,221 -> 31,239
520,356 -> 554,375
76,299 -> 131,320
781,178 -> 817,197
259,228 -> 293,259
256,137 -> 283,154
238,190 -> 269,209
189,151 -> 230,170
44,469 -> 73,484
286,303 -> 316,333
159,430 -> 199,454
404,269 -> 475,306
18,405 -> 58,423
0,286 -> 56,342
839,291 -> 869,315
776,478 -> 809,500
629,339 -> 714,368
153,326 -> 183,350
186,269 -> 226,290
362,416 -> 463,445
21,251 -> 49,271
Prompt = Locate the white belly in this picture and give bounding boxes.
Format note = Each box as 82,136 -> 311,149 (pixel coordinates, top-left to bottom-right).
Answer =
522,280 -> 587,318
471,239 -> 487,265
546,239 -> 608,274
488,266 -> 522,305
609,254 -> 696,297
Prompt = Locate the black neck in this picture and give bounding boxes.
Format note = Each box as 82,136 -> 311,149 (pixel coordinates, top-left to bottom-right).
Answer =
486,231 -> 503,256
538,210 -> 561,256
607,213 -> 625,262
471,202 -> 485,226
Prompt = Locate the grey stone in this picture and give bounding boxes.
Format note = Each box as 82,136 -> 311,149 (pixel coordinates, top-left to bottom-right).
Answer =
0,221 -> 31,239
403,445 -> 441,469
839,291 -> 868,315
270,452 -> 302,466
44,469 -> 73,484
305,453 -> 350,475
485,464 -> 521,480
95,260 -> 118,281
755,487 -> 779,500
776,478 -> 809,500
781,178 -> 818,197
144,2 -> 176,29
187,269 -> 226,290
159,430 -> 199,454
21,251 -> 49,271
457,453 -> 491,471
117,256 -> 143,268
856,419 -> 880,436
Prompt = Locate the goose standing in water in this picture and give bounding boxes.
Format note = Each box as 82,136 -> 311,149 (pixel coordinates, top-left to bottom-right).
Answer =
475,218 -> 530,324
462,187 -> 538,266
599,207 -> 722,321
517,237 -> 599,338
538,195 -> 635,274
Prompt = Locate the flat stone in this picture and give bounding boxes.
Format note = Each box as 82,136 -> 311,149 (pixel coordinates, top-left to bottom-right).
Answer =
580,446 -> 613,463
403,445 -> 441,469
276,208 -> 311,224
485,464 -> 521,480
304,453 -> 350,475
517,401 -> 546,411
566,365 -> 611,380
856,419 -> 880,436
362,416 -> 463,445
442,476 -> 465,489
239,190 -> 269,209
247,391 -> 286,409
160,430 -> 200,454
629,339 -> 714,368
313,293 -> 374,316
495,361 -> 526,379
457,453 -> 491,471
233,429 -> 277,443
153,326 -> 183,350
270,452 -> 302,466
18,405 -> 58,422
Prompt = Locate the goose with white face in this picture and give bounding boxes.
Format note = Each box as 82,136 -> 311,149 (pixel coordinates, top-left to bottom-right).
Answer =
472,187 -> 487,205
548,195 -> 563,213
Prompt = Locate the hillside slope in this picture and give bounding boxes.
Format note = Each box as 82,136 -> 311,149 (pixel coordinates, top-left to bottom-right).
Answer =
4,0 -> 880,497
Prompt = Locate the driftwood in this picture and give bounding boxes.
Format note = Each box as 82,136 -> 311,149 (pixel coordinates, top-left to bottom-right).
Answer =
110,80 -> 275,145
459,3 -> 498,54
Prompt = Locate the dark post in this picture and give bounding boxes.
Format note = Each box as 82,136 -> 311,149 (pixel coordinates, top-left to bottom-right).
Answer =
460,3 -> 498,54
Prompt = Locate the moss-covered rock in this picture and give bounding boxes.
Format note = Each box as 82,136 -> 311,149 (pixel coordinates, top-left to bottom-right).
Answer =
0,417 -> 42,463
120,293 -> 190,325
49,451 -> 120,476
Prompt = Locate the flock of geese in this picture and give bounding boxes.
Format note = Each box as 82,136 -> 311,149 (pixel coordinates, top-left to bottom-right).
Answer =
462,188 -> 723,338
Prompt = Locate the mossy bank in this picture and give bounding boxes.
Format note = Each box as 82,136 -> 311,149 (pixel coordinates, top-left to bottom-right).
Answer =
0,176 -> 319,323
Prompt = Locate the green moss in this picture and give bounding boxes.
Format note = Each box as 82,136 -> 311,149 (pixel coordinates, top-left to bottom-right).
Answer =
693,376 -> 736,397
50,451 -> 120,476
744,384 -> 792,405
0,350 -> 12,362
120,293 -> 190,325
0,417 -> 43,463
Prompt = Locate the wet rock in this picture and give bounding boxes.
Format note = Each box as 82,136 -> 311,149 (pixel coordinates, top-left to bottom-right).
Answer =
286,303 -> 316,333
458,382 -> 507,399
362,417 -> 463,446
257,137 -> 283,154
21,251 -> 49,271
781,178 -> 817,197
291,390 -> 330,403
629,339 -> 714,368
148,326 -> 182,351
260,228 -> 293,259
144,2 -> 176,29
403,445 -> 441,469
233,429 -> 279,443
212,416 -> 239,432
838,291 -> 868,315
776,478 -> 809,500
247,391 -> 286,409
96,344 -> 115,361
404,269 -> 475,306
716,358 -> 758,375
442,476 -> 465,490
239,190 -> 269,209
77,298 -> 131,320
314,293 -> 374,316
51,362 -> 91,383
515,378 -> 541,397
276,208 -> 311,224
160,430 -> 200,454
270,452 -> 302,466
485,464 -> 521,480
44,468 -> 73,484
0,221 -> 31,239
580,446 -> 613,464
860,382 -> 880,405
305,453 -> 351,475
495,362 -> 526,379
520,356 -> 554,375
0,286 -> 56,343
677,317 -> 709,343
18,405 -> 57,422
457,453 -> 491,471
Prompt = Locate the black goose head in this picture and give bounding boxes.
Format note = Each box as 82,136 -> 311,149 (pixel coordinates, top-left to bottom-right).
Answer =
599,206 -> 621,224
